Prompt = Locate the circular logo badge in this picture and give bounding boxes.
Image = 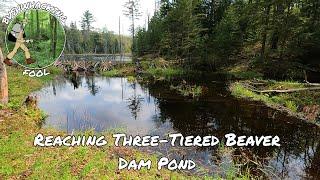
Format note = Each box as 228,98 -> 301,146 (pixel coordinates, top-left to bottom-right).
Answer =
5,9 -> 66,69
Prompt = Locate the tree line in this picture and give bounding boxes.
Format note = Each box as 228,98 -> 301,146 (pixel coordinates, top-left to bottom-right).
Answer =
134,0 -> 320,65
64,10 -> 132,54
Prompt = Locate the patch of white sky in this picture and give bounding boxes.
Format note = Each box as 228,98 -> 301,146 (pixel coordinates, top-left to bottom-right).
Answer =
11,0 -> 158,36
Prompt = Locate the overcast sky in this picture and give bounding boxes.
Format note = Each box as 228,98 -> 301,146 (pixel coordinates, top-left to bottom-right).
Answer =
9,0 -> 157,35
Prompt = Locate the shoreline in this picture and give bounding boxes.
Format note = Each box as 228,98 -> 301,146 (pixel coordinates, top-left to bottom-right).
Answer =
228,81 -> 320,126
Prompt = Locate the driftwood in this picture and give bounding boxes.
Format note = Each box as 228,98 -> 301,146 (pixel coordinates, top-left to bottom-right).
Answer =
306,82 -> 320,86
251,87 -> 320,93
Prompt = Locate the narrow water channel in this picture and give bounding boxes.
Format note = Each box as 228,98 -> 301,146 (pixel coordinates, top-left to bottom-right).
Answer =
33,74 -> 320,179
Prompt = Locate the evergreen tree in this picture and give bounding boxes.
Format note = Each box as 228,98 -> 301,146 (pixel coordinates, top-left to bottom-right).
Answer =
81,10 -> 95,31
123,0 -> 142,53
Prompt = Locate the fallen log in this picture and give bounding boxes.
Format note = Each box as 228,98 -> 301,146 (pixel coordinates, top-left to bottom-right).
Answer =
306,82 -> 320,86
242,83 -> 320,93
257,87 -> 320,93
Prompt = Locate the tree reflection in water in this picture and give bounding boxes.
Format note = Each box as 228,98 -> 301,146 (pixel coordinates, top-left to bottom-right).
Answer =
85,75 -> 100,96
126,82 -> 144,120
69,72 -> 82,89
143,80 -> 320,179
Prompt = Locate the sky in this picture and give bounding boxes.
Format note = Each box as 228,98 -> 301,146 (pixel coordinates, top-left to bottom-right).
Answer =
7,0 -> 157,35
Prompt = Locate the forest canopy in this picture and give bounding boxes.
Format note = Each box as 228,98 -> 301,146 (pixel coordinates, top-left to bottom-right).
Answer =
135,0 -> 320,67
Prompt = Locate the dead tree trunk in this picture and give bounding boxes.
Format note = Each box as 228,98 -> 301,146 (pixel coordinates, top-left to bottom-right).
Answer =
0,48 -> 8,104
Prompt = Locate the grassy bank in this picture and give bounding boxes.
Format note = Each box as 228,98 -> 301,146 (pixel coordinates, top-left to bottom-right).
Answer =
0,67 -> 203,179
5,66 -> 62,109
230,81 -> 320,123
101,64 -> 136,77
221,58 -> 320,123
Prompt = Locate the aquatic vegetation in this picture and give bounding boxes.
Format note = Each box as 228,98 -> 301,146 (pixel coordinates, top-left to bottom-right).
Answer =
127,76 -> 136,83
102,69 -> 121,77
285,101 -> 298,113
146,67 -> 185,79
213,143 -> 264,179
101,64 -> 135,77
170,84 -> 203,98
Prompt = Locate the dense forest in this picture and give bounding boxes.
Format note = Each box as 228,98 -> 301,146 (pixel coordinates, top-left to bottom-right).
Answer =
64,10 -> 132,54
135,0 -> 320,70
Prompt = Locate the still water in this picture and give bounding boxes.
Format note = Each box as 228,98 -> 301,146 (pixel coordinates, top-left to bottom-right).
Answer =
33,74 -> 320,179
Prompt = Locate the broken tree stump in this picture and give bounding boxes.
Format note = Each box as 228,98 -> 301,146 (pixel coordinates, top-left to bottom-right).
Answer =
0,48 -> 8,104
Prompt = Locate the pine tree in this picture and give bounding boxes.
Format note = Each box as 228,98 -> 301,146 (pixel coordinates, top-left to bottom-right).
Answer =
123,0 -> 142,53
81,10 -> 95,31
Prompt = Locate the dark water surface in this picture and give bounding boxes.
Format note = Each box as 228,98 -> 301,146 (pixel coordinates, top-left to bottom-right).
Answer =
33,74 -> 320,179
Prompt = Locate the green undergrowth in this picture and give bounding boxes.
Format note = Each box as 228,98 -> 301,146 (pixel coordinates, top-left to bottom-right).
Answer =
170,84 -> 203,98
145,67 -> 185,79
102,69 -> 122,77
101,64 -> 136,77
5,66 -> 61,109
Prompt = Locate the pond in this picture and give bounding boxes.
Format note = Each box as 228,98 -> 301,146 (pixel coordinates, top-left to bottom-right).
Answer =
33,74 -> 320,179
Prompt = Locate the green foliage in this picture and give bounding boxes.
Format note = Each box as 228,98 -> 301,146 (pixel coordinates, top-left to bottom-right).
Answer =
266,80 -> 304,90
123,0 -> 142,52
146,67 -> 184,79
6,67 -> 57,109
80,10 -> 95,31
170,84 -> 203,98
135,0 -> 320,69
102,69 -> 121,77
136,0 -> 204,59
127,76 -> 136,83
101,64 -> 136,77
212,4 -> 243,58
285,100 -> 298,113
65,21 -> 132,54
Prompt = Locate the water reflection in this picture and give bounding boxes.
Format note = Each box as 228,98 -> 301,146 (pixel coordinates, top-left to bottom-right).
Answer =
34,75 -> 320,179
